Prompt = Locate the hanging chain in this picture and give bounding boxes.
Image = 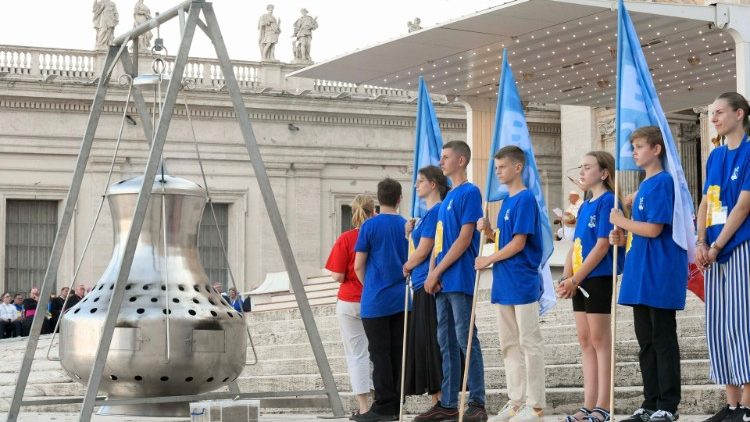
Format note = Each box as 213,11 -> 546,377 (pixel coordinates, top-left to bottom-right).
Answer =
46,76 -> 135,361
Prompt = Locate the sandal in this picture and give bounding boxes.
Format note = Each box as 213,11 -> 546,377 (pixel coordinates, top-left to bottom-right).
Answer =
585,407 -> 611,422
563,407 -> 592,422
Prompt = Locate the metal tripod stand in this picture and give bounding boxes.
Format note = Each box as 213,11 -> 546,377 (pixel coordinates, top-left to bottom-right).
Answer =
6,1 -> 344,421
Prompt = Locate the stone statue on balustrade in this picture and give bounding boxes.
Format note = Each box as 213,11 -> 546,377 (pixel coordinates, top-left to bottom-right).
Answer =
258,4 -> 281,62
92,0 -> 119,49
133,0 -> 153,51
292,8 -> 318,64
408,17 -> 422,33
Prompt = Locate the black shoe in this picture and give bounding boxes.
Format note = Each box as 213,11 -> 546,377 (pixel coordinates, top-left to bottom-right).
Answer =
351,409 -> 398,422
650,410 -> 678,422
703,404 -> 735,422
724,406 -> 750,422
463,402 -> 488,422
621,408 -> 655,422
413,403 -> 460,422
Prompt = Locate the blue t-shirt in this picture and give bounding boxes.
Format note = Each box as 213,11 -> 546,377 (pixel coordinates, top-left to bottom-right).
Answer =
354,213 -> 409,318
434,183 -> 483,295
619,171 -> 688,310
492,189 -> 543,305
703,136 -> 750,263
572,191 -> 624,279
410,203 -> 440,290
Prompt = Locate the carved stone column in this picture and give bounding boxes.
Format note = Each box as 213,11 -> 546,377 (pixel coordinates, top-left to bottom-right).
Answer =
693,105 -> 716,185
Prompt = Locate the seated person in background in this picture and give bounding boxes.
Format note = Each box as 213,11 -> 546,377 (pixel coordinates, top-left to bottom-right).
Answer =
0,292 -> 22,338
21,288 -> 40,336
227,288 -> 243,312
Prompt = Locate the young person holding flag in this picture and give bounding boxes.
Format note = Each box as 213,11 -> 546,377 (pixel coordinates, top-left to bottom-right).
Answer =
609,127 -> 686,422
471,48 -> 555,422
401,77 -> 447,415
608,1 -> 696,420
414,140 -> 487,422
557,151 -> 623,422
403,165 -> 449,405
696,92 -> 750,422
475,146 -> 546,422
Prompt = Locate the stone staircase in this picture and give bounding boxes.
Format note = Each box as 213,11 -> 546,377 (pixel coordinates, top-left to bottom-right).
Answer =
240,287 -> 720,416
0,284 -> 721,418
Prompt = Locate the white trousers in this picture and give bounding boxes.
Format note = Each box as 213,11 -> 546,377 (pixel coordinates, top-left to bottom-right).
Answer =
336,300 -> 373,394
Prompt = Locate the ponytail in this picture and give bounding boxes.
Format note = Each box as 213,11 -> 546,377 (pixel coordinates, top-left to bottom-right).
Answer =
350,194 -> 375,229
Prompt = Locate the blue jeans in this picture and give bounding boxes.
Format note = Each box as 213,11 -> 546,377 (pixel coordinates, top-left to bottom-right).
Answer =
435,291 -> 485,408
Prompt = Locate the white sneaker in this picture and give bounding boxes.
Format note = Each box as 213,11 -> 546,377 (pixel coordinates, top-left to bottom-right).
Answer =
489,402 -> 524,422
509,406 -> 544,422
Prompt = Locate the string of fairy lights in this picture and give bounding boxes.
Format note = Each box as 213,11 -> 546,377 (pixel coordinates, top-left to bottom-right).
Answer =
375,8 -> 735,110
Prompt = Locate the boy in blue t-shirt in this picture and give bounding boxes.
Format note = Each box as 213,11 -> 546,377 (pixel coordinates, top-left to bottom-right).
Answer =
353,178 -> 408,422
414,141 -> 487,422
609,126 -> 686,422
475,146 -> 546,422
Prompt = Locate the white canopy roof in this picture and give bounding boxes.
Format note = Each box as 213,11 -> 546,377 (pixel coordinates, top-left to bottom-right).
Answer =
291,0 -> 737,112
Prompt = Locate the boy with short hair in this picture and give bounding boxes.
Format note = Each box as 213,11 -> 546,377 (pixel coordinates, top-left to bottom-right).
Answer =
610,126 -> 686,422
476,145 -> 546,422
415,140 -> 487,422
354,178 -> 409,422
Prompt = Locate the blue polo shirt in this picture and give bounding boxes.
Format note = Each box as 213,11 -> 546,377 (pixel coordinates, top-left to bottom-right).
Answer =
410,203 -> 440,290
492,189 -> 543,305
572,191 -> 624,279
703,135 -> 750,263
619,171 -> 687,310
434,183 -> 483,295
354,213 -> 409,318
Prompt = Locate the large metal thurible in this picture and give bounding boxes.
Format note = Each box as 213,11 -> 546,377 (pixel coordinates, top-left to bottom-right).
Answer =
59,175 -> 247,417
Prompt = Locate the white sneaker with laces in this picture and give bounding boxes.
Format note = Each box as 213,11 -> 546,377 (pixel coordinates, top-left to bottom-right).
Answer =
509,406 -> 544,422
489,402 -> 524,422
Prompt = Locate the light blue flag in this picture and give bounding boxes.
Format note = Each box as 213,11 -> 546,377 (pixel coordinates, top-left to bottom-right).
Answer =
487,49 -> 556,315
411,76 -> 444,218
616,0 -> 696,258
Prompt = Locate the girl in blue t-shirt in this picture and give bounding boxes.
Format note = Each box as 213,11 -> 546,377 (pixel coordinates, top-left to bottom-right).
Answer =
403,165 -> 449,405
609,126 -> 687,422
695,92 -> 750,422
557,151 -> 623,422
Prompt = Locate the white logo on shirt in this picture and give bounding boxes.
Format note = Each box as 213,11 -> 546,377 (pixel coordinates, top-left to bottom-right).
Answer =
447,200 -> 453,211
638,197 -> 644,211
504,209 -> 510,221
588,215 -> 597,228
731,166 -> 740,181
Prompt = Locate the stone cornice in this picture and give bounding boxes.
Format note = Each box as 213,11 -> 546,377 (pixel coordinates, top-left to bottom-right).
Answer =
0,97 -> 467,131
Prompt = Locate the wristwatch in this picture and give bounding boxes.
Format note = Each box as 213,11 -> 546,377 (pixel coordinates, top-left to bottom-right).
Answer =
710,241 -> 723,251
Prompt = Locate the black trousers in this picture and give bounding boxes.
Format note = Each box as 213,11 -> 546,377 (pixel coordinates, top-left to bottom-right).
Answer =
362,312 -> 405,415
633,305 -> 681,413
0,319 -> 22,338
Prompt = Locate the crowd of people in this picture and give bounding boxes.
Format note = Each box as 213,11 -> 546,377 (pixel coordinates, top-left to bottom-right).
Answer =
0,284 -> 86,339
325,92 -> 750,422
0,280 -> 251,341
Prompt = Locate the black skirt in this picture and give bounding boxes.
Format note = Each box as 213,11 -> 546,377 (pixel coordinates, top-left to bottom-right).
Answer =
404,287 -> 442,396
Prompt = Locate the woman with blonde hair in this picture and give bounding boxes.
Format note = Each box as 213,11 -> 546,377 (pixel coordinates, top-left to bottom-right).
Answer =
326,194 -> 376,417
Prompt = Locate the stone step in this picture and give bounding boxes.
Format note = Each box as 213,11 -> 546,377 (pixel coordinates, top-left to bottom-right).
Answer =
245,314 -> 706,348
236,358 -> 711,393
359,384 -> 725,416
246,292 -> 706,324
245,335 -> 709,368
